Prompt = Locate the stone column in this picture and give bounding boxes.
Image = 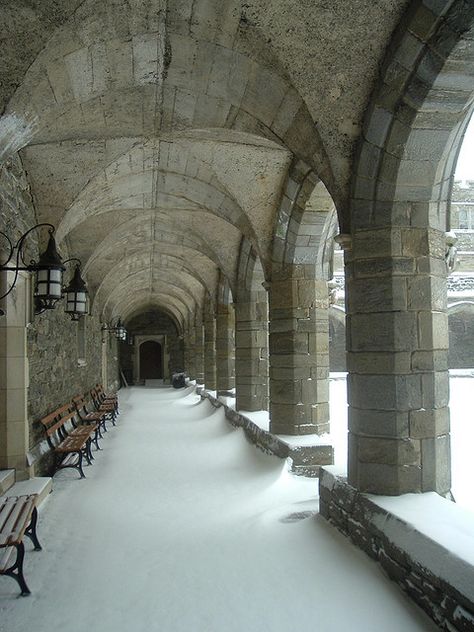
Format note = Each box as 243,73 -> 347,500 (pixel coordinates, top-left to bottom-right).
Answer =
204,309 -> 217,390
0,271 -> 31,480
345,228 -> 450,496
269,267 -> 330,435
184,328 -> 194,379
235,289 -> 268,411
216,301 -> 235,395
194,317 -> 205,385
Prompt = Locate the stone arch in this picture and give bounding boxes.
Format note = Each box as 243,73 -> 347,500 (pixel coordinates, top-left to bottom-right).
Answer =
351,1 -> 474,235
268,161 -> 338,436
346,0 -> 474,496
234,237 -> 268,411
271,160 -> 340,276
215,271 -> 235,395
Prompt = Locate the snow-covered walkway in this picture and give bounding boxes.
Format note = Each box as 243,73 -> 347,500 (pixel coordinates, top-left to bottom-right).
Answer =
0,386 -> 436,632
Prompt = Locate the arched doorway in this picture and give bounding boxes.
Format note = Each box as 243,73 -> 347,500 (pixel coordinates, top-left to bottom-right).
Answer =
139,341 -> 163,380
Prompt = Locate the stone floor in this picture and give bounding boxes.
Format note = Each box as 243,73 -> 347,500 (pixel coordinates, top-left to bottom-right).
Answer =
0,386 -> 436,632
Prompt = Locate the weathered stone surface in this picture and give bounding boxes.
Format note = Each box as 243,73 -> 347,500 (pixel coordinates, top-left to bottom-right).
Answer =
320,468 -> 474,631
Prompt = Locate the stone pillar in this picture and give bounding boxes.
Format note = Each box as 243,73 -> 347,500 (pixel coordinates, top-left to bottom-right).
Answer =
216,301 -> 235,395
345,228 -> 450,496
194,317 -> 205,385
204,309 -> 217,390
0,271 -> 31,480
269,267 -> 330,435
235,289 -> 268,411
184,328 -> 194,379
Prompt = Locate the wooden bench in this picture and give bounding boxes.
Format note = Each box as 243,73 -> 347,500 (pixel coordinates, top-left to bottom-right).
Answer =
0,495 -> 42,595
39,405 -> 97,479
72,394 -> 107,440
95,384 -> 119,414
91,387 -> 118,426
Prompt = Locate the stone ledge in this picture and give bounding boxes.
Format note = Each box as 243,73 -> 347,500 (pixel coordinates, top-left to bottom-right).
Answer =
319,467 -> 474,630
200,389 -> 334,477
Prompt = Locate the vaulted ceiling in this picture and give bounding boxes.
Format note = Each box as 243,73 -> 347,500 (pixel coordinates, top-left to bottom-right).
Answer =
0,0 -> 411,327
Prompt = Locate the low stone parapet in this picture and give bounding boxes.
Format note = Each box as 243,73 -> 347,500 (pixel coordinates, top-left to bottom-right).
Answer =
319,467 -> 474,630
200,390 -> 333,476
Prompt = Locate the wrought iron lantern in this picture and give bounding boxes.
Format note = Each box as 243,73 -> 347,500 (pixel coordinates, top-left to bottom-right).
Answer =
115,319 -> 127,341
101,318 -> 127,341
63,259 -> 88,321
0,223 -> 65,316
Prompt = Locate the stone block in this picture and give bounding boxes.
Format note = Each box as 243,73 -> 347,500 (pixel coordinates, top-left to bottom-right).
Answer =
350,461 -> 422,494
409,407 -> 449,439
411,350 -> 448,372
270,379 -> 302,404
421,371 -> 449,409
270,402 -> 310,425
348,408 -> 409,438
353,256 -> 415,278
304,378 -> 328,404
418,311 -> 449,350
270,353 -> 315,368
421,433 -> 451,494
270,280 -> 298,309
269,366 -> 311,381
379,549 -> 409,584
348,276 -> 407,312
310,365 -> 329,379
407,275 -> 446,311
347,351 -> 411,374
352,228 -> 402,259
269,332 -> 309,355
349,312 -> 417,352
307,333 -> 328,356
297,279 -> 319,308
268,318 -> 297,333
357,436 -> 421,466
364,106 -> 393,148
311,402 -> 329,425
349,373 -> 422,411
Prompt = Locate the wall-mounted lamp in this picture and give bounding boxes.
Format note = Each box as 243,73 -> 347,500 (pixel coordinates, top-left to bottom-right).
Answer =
0,224 -> 89,320
0,223 -> 65,317
63,259 -> 88,321
101,318 -> 127,342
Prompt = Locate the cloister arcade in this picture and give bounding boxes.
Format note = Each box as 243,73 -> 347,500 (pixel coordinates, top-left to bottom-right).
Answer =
1,1 -> 474,627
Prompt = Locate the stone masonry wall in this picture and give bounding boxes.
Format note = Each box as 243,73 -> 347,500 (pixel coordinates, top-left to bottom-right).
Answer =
319,468 -> 474,631
27,310 -> 107,449
0,157 -> 37,258
0,154 -> 119,474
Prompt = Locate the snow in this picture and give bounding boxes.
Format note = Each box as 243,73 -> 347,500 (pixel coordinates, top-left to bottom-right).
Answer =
371,492 -> 474,602
0,386 -> 436,631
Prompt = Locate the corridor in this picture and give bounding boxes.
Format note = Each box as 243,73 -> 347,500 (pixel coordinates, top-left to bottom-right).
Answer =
1,387 -> 435,632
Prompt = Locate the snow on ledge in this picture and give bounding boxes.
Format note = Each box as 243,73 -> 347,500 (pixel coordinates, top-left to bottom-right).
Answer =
321,467 -> 474,605
370,492 -> 474,601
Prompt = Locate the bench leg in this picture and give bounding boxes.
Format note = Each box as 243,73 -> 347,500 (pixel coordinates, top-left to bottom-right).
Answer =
24,507 -> 42,551
4,542 -> 31,596
93,429 -> 101,451
87,439 -> 94,462
77,451 -> 86,479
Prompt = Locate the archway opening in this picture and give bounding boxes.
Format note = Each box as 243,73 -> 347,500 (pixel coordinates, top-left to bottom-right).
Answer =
139,341 -> 163,380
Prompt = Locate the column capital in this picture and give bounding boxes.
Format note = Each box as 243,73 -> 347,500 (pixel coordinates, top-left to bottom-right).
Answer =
334,233 -> 352,251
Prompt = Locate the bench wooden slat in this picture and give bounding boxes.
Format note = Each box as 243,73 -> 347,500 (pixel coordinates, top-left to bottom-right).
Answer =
0,496 -> 35,547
